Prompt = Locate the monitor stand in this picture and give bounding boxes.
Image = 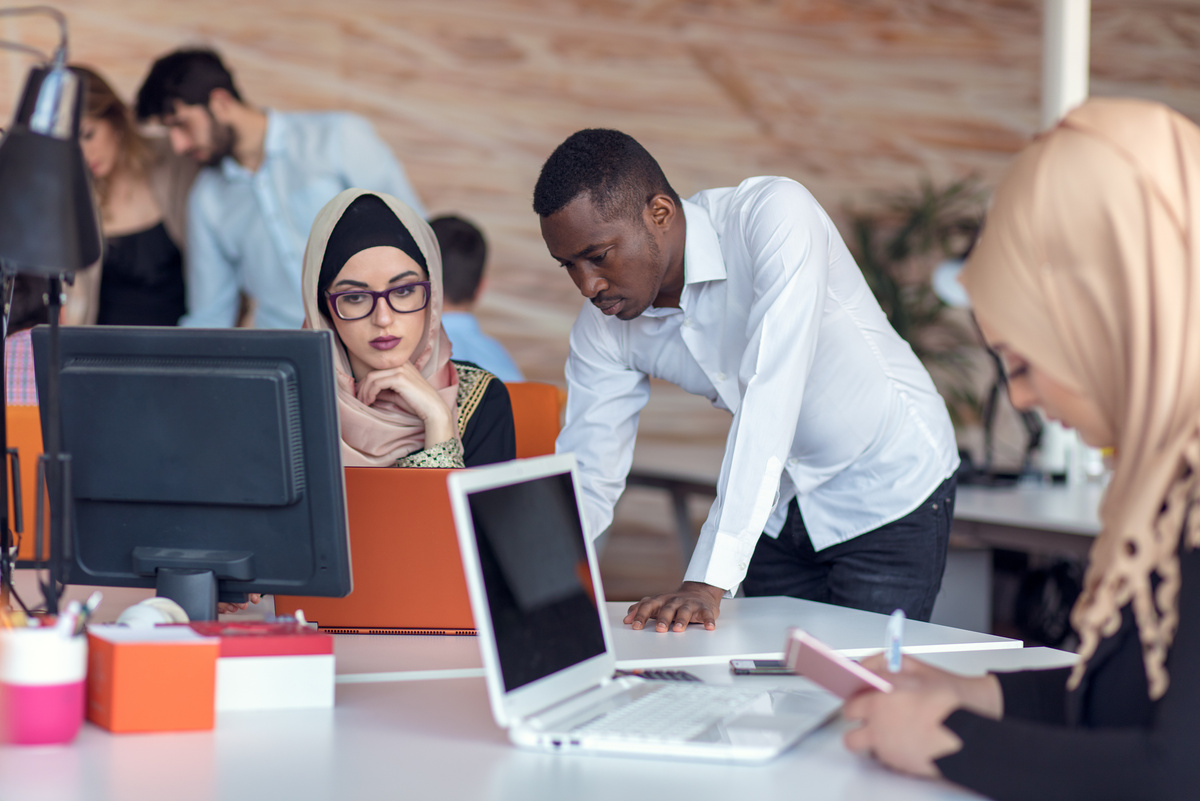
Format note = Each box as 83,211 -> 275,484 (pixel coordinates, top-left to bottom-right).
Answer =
156,567 -> 218,622
132,546 -> 255,623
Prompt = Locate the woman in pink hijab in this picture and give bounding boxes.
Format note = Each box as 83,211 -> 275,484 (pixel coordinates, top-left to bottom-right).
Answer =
843,98 -> 1200,799
301,188 -> 515,468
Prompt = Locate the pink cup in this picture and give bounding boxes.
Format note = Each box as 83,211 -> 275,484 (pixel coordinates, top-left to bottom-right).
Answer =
0,626 -> 88,745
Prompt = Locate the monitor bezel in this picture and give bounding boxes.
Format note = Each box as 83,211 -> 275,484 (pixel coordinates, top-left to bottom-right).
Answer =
30,325 -> 353,609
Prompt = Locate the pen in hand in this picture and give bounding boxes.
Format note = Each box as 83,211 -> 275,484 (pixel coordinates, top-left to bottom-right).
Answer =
886,609 -> 905,673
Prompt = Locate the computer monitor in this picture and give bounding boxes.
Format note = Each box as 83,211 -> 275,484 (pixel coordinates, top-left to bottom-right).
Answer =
31,326 -> 352,621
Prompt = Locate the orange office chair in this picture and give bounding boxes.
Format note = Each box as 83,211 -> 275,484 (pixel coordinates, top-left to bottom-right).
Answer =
504,381 -> 564,459
5,405 -> 44,561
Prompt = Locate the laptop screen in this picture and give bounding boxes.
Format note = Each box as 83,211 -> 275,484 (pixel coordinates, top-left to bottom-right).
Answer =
464,470 -> 606,692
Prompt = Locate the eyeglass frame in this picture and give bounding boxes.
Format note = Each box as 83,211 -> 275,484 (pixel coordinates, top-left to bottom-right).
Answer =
324,280 -> 432,321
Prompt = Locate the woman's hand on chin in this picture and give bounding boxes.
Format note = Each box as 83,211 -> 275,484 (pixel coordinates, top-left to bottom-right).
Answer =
356,364 -> 455,443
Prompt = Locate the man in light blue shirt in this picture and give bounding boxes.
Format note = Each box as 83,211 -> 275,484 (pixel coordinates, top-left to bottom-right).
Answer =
430,215 -> 524,383
136,48 -> 425,329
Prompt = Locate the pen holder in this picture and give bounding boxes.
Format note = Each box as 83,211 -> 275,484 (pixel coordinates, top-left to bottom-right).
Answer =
0,626 -> 88,745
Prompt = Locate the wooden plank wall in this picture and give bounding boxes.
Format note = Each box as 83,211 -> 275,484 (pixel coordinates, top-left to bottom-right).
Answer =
2,0 -> 1197,465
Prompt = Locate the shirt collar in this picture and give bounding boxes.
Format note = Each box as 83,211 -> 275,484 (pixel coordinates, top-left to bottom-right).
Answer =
642,199 -> 725,317
679,198 -> 727,286
219,109 -> 283,180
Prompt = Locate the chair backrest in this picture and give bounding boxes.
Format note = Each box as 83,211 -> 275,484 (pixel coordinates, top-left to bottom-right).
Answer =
5,405 -> 44,561
504,381 -> 563,459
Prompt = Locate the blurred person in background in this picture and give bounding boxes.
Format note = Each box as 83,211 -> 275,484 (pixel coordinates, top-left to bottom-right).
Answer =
136,48 -> 425,330
4,273 -> 51,406
430,214 -> 523,383
65,65 -> 197,327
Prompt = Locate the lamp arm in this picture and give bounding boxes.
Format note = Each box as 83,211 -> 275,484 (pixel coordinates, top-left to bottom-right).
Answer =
0,5 -> 68,65
0,40 -> 52,64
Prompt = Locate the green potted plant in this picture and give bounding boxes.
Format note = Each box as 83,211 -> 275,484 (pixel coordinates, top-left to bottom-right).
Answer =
845,176 -> 986,429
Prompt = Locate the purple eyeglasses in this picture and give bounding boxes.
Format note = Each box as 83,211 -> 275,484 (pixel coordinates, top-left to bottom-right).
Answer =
325,281 -> 431,321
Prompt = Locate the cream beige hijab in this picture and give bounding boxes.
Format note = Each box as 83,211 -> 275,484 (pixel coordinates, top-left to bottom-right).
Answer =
962,98 -> 1200,699
301,188 -> 458,466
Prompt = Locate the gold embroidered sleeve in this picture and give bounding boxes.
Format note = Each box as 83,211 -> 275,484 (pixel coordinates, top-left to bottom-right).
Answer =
394,437 -> 465,469
454,362 -> 497,434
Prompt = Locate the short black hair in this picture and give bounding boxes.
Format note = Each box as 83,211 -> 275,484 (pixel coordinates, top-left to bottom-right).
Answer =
4,273 -> 51,334
430,215 -> 488,305
136,48 -> 242,121
532,129 -> 679,221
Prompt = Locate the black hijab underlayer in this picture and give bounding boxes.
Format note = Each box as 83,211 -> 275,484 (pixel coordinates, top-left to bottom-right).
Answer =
316,193 -> 429,310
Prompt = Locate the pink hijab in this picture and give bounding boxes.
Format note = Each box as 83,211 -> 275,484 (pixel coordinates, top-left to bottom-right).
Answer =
962,98 -> 1200,699
301,188 -> 458,466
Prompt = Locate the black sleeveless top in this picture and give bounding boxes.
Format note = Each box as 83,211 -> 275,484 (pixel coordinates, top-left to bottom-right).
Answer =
98,221 -> 186,326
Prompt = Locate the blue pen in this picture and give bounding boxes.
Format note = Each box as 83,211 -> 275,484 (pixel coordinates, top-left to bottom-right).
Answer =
886,609 -> 906,673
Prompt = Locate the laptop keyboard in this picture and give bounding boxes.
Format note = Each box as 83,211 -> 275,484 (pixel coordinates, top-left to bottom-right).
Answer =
571,684 -> 767,743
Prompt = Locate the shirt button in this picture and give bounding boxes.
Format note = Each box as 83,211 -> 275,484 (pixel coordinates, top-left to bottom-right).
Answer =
787,458 -> 798,467
715,372 -> 726,382
682,318 -> 693,328
738,561 -> 748,571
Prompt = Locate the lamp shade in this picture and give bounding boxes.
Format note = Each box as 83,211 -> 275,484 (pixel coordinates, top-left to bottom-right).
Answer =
0,65 -> 100,275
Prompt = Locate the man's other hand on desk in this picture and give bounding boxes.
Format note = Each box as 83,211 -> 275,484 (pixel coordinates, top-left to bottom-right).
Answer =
623,582 -> 724,632
217,593 -> 262,615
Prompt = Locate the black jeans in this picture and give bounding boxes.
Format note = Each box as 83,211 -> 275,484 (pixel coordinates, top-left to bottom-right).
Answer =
742,475 -> 956,622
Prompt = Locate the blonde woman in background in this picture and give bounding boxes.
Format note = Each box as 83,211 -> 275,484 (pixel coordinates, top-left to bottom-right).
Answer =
843,98 -> 1200,800
65,65 -> 196,326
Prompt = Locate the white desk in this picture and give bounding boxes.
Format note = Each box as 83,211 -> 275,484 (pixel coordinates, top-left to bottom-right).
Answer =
0,645 -> 1076,801
929,482 -> 1106,632
605,597 -> 1019,667
8,576 -> 1020,681
333,598 -> 1021,683
952,482 -> 1102,559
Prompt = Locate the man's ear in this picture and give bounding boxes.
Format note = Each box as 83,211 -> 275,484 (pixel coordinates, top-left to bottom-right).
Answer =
646,193 -> 677,231
207,88 -> 236,122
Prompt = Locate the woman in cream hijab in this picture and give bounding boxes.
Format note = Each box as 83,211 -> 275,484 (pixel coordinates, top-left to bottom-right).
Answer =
843,98 -> 1200,799
302,188 -> 515,468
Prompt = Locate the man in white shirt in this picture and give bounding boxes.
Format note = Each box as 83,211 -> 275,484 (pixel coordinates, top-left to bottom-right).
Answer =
534,129 -> 959,632
135,48 -> 426,329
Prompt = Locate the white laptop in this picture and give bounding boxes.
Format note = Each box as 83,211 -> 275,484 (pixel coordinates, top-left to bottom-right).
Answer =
447,453 -> 841,763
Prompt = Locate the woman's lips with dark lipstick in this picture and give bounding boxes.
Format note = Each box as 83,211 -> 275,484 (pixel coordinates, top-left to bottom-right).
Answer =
370,336 -> 401,350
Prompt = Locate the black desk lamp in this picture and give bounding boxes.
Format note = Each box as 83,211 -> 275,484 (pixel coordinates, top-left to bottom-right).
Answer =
0,6 -> 102,615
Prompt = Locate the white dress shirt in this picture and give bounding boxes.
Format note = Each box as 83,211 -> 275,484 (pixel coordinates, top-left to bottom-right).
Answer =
556,177 -> 959,591
182,110 -> 426,330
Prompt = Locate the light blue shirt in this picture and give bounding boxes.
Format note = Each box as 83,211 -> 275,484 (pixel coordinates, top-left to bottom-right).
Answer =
442,311 -> 523,383
182,110 -> 426,330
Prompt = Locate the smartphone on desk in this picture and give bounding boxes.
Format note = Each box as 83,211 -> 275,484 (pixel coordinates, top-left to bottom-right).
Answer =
730,659 -> 791,675
784,629 -> 893,699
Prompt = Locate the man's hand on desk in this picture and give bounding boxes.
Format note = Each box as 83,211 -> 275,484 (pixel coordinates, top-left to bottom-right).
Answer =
623,582 -> 724,632
217,593 -> 262,615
